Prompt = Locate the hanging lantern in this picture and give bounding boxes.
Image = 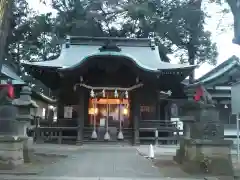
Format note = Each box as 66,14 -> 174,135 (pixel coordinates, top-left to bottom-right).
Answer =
102,89 -> 105,98
0,84 -> 14,99
125,91 -> 128,99
90,89 -> 95,97
114,89 -> 118,98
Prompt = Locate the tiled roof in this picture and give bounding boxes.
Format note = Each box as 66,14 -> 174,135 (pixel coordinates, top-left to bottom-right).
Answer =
1,64 -> 25,85
187,55 -> 240,88
22,36 -> 197,72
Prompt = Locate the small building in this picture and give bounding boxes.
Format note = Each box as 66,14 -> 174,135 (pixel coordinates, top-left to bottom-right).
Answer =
22,36 -> 197,144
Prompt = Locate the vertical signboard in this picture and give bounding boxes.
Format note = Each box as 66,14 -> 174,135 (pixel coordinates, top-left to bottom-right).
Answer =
64,106 -> 72,119
231,81 -> 240,161
231,82 -> 240,115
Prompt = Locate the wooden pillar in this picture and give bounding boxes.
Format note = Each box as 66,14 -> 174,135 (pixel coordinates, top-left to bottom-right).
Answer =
156,101 -> 161,120
76,88 -> 86,145
56,103 -> 64,126
131,90 -> 140,145
57,103 -> 64,119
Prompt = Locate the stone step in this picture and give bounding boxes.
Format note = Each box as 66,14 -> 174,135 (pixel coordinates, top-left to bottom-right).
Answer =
0,175 -> 205,180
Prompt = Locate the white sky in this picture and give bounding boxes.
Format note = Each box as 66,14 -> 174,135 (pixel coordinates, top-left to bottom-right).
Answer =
28,1 -> 240,79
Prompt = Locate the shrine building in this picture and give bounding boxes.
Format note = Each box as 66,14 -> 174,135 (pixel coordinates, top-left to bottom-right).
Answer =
22,36 -> 197,144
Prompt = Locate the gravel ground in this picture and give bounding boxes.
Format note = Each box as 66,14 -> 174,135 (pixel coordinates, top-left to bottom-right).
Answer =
0,151 -> 67,175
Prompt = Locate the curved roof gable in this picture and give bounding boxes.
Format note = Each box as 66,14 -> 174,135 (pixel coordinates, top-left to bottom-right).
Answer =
187,55 -> 240,88
22,36 -> 196,72
1,64 -> 25,85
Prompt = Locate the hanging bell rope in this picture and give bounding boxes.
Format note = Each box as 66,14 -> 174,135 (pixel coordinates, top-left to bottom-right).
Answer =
74,83 -> 144,91
90,89 -> 95,97
102,89 -> 105,97
114,89 -> 118,98
125,91 -> 128,99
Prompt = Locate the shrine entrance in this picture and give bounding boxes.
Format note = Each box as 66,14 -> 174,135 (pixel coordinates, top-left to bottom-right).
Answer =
88,97 -> 130,141
76,82 -> 143,142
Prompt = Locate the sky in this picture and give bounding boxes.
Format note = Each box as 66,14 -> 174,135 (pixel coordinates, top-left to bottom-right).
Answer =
28,1 -> 240,79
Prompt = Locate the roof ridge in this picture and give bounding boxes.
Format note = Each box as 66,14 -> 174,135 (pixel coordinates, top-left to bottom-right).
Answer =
195,55 -> 239,82
69,36 -> 150,41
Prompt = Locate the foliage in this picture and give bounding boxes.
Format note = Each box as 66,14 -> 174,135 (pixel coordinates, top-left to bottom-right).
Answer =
7,1 -> 61,66
48,0 -> 218,68
124,0 -> 218,66
3,0 -> 221,92
2,0 -> 61,95
210,0 -> 240,45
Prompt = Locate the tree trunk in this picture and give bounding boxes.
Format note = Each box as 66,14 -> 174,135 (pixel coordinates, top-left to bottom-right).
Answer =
0,0 -> 13,69
188,47 -> 195,84
226,0 -> 240,44
187,0 -> 202,83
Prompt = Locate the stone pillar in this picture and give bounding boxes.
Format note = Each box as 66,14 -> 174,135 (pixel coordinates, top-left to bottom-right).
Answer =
181,116 -> 195,139
76,88 -> 85,145
13,86 -> 38,163
131,90 -> 140,145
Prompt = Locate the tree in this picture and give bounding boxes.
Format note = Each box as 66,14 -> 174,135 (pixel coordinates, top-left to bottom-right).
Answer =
27,0 -> 218,83
3,0 -> 60,96
122,0 -> 218,82
225,0 -> 240,45
210,0 -> 240,45
0,0 -> 13,72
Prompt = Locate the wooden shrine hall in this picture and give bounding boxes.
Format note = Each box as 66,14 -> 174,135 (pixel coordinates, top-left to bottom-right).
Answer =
22,36 -> 197,145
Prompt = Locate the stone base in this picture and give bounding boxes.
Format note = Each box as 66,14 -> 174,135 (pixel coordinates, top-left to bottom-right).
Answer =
76,140 -> 83,146
23,137 -> 34,163
0,135 -> 24,169
174,138 -> 233,176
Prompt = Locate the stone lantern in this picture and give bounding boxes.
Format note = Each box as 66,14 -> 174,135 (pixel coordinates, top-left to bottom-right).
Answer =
174,100 -> 233,176
0,84 -> 25,168
12,86 -> 38,163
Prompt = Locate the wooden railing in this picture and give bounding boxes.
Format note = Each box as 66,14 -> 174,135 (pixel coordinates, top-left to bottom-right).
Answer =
32,126 -> 133,144
139,120 -> 183,144
33,127 -> 78,144
31,118 -> 183,145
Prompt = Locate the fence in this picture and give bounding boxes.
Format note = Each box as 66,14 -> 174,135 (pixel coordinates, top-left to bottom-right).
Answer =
33,127 -> 78,144
139,120 -> 183,145
31,117 -> 183,145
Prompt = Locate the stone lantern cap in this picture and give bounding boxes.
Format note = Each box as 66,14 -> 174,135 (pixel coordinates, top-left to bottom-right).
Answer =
179,116 -> 195,123
12,86 -> 38,108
